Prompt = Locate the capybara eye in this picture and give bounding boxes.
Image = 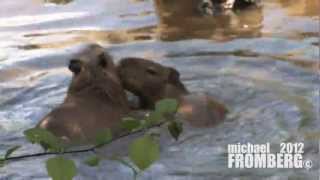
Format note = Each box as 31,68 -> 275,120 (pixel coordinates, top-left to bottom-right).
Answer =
68,59 -> 82,74
98,53 -> 108,68
168,67 -> 180,83
146,67 -> 157,75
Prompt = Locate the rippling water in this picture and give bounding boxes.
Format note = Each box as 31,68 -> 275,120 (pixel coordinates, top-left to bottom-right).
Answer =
0,0 -> 319,179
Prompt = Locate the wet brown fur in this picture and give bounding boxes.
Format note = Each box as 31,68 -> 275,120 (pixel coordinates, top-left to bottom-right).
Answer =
118,57 -> 228,127
37,44 -> 129,144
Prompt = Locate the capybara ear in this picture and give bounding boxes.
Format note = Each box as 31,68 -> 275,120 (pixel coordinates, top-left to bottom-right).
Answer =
168,67 -> 180,84
68,59 -> 82,74
98,53 -> 108,68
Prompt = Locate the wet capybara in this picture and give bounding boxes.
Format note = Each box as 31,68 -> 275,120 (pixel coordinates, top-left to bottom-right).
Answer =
117,57 -> 228,127
37,44 -> 129,144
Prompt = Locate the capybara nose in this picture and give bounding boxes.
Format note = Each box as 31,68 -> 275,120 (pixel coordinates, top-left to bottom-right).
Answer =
68,59 -> 82,74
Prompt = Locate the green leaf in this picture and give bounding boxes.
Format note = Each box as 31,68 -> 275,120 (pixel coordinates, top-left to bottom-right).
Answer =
121,117 -> 141,131
84,155 -> 100,167
95,129 -> 112,148
129,135 -> 160,170
168,121 -> 183,141
46,156 -> 77,180
4,145 -> 21,159
24,128 -> 63,152
145,111 -> 163,127
0,158 -> 4,168
155,98 -> 178,114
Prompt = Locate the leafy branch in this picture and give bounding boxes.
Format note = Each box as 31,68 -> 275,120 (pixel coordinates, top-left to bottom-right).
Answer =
0,99 -> 183,180
2,121 -> 165,162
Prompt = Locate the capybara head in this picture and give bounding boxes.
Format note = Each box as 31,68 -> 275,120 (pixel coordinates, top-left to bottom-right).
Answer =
37,44 -> 130,144
67,44 -> 128,108
118,57 -> 188,109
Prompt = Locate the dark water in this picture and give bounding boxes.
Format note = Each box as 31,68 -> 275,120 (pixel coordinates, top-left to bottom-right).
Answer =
0,0 -> 319,179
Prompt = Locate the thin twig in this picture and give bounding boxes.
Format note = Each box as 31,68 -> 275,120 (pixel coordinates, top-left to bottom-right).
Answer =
4,122 -> 165,162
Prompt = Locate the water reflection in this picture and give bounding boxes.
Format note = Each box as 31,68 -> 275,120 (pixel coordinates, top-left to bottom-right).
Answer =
278,0 -> 320,17
0,0 -> 319,180
154,0 -> 263,41
19,26 -> 155,50
43,0 -> 73,4
5,0 -> 317,51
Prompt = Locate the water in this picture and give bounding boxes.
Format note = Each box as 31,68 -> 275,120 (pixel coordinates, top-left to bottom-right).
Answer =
0,0 -> 319,179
